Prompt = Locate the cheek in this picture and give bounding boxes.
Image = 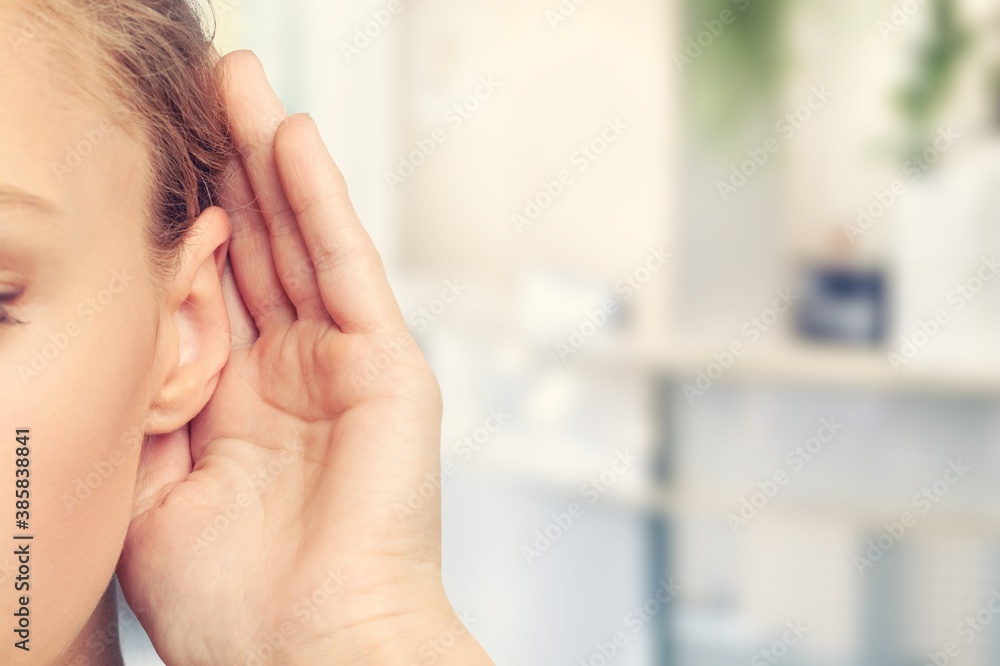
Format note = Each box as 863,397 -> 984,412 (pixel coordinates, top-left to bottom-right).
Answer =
0,259 -> 159,658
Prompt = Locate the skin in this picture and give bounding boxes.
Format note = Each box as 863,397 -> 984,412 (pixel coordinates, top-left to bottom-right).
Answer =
117,52 -> 495,665
0,6 -> 492,664
0,19 -> 172,663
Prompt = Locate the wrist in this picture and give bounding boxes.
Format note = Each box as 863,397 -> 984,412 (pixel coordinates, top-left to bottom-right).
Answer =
364,605 -> 491,665
276,602 -> 492,666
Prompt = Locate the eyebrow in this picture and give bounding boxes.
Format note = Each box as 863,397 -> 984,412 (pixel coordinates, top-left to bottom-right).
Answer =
0,184 -> 65,224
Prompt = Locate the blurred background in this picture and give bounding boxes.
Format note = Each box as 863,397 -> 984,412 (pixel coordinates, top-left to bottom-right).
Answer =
116,0 -> 1000,663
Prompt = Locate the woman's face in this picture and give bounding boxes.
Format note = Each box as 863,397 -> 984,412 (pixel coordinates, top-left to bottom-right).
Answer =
0,10 -> 162,662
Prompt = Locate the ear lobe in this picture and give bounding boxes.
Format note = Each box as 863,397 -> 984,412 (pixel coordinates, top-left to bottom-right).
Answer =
146,206 -> 232,435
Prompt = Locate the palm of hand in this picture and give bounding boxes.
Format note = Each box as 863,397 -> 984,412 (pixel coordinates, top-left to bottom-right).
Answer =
122,323 -> 442,665
116,51 -> 446,665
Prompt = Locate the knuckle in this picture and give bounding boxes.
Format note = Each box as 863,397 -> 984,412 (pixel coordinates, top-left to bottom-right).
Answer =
313,241 -> 378,274
268,206 -> 299,238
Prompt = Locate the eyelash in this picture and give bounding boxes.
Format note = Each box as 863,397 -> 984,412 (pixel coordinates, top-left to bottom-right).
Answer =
0,293 -> 24,326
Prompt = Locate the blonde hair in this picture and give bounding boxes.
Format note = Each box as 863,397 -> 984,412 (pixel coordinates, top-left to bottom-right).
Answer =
15,0 -> 233,276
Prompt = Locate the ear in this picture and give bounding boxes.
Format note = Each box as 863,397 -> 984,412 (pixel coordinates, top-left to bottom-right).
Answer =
145,206 -> 231,435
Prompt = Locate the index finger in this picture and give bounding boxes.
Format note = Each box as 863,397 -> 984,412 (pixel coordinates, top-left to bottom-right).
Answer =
274,114 -> 406,334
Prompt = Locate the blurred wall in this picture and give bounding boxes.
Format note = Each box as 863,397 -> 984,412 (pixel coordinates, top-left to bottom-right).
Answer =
121,0 -> 1000,664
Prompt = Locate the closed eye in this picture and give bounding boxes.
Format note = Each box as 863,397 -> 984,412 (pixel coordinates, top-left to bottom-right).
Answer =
0,291 -> 25,325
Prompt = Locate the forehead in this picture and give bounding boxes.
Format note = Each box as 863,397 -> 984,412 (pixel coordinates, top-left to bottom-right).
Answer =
0,4 -> 104,174
0,6 -> 148,241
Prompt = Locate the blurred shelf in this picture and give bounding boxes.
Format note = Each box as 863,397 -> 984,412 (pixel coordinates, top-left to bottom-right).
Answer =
457,454 -> 1000,535
617,336 -> 1000,398
438,313 -> 1000,398
655,486 -> 1000,536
